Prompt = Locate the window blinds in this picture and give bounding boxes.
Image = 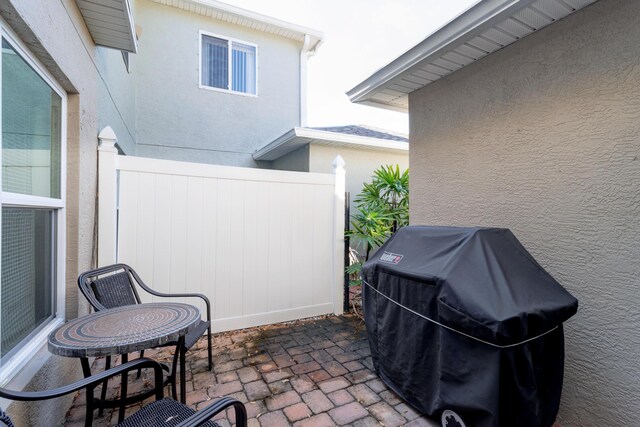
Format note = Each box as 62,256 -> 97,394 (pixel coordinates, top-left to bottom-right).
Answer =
201,35 -> 228,89
232,42 -> 256,94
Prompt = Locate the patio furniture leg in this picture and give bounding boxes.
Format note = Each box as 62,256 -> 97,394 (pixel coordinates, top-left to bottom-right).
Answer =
179,336 -> 187,403
98,355 -> 111,416
137,350 -> 144,378
80,358 -> 94,427
81,357 -> 92,378
207,325 -> 212,371
170,342 -> 179,400
85,386 -> 95,427
118,354 -> 128,424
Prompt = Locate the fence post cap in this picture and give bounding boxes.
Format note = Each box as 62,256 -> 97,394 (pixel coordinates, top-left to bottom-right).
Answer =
98,126 -> 118,152
332,155 -> 346,171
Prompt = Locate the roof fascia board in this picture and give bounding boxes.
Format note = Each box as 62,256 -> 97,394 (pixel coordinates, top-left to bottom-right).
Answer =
124,0 -> 138,53
295,128 -> 408,150
346,0 -> 537,104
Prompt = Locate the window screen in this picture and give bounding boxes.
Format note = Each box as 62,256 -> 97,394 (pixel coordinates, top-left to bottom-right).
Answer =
1,208 -> 54,358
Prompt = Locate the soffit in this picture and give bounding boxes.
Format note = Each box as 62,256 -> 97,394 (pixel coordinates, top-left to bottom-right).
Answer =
76,0 -> 138,52
347,0 -> 598,111
149,0 -> 323,50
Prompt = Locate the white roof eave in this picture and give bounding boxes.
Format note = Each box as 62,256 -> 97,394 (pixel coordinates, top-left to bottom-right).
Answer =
149,0 -> 323,50
347,0 -> 599,112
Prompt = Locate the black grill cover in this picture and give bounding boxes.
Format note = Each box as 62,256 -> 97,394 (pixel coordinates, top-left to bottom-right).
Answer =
361,226 -> 578,427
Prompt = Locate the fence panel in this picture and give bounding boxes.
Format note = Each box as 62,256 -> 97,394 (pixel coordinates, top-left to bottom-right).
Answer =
98,131 -> 344,333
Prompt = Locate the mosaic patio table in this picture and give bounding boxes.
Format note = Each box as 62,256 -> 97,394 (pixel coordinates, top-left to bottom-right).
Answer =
48,302 -> 200,423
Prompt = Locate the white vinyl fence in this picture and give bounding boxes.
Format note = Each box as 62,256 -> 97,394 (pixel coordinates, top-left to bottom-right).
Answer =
97,127 -> 345,332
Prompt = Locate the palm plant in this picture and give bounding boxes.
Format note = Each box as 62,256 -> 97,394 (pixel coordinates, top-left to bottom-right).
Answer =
345,165 -> 409,314
354,165 -> 409,234
348,164 -> 409,266
349,206 -> 393,258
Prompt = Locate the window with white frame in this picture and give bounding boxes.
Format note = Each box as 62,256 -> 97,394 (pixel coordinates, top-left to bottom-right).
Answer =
200,32 -> 257,95
0,23 -> 66,380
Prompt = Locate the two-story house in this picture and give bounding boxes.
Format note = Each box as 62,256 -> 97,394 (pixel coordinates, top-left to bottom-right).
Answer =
100,0 -> 324,167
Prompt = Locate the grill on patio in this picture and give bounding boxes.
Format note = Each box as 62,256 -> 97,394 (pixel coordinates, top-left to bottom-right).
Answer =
361,226 -> 578,427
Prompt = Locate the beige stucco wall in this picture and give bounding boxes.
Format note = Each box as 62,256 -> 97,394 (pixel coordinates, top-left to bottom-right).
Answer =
0,0 -> 112,424
409,0 -> 640,425
308,144 -> 408,217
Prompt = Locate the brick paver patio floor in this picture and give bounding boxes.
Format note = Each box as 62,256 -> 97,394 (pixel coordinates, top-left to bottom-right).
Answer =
63,314 -> 439,426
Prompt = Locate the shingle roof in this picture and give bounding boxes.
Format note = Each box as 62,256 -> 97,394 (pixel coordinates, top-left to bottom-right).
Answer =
309,125 -> 408,142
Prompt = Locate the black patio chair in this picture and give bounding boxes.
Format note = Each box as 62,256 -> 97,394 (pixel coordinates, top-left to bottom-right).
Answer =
78,264 -> 213,371
0,358 -> 246,427
78,264 -> 213,409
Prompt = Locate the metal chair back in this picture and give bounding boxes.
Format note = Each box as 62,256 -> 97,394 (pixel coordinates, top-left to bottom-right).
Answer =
78,263 -> 214,373
78,264 -> 143,311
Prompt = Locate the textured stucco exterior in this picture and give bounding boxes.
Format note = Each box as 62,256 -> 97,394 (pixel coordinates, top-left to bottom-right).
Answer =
271,145 -> 309,172
133,0 -> 303,167
408,0 -> 640,425
0,0 -> 125,424
96,46 -> 137,154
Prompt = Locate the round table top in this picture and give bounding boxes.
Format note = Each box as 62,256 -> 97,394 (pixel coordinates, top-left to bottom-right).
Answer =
48,303 -> 201,358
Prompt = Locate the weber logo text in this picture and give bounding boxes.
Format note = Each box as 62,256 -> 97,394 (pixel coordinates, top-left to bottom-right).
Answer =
380,251 -> 403,264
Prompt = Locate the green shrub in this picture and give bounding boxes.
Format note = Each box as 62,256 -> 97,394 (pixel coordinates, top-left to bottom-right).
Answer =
346,165 -> 409,285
